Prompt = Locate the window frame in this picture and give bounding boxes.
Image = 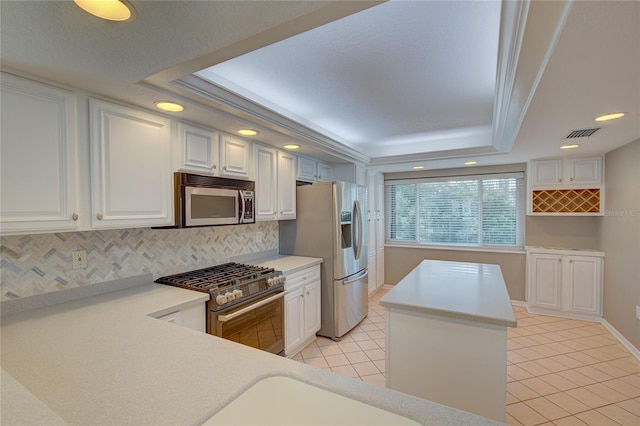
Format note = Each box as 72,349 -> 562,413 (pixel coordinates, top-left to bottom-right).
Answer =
385,172 -> 525,250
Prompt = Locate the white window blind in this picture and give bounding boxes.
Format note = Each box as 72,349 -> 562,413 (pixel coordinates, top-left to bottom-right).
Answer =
386,173 -> 524,248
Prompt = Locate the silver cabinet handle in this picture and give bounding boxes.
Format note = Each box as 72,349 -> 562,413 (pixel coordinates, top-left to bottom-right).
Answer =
96,212 -> 103,220
558,178 -> 562,182
223,166 -> 227,171
72,212 -> 78,221
213,164 -> 217,170
570,177 -> 574,181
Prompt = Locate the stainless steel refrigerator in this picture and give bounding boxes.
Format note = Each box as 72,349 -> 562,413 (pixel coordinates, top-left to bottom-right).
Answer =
280,181 -> 368,340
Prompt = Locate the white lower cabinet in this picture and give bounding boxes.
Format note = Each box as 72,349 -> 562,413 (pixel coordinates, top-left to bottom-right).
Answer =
155,302 -> 206,332
527,248 -> 603,320
284,265 -> 321,357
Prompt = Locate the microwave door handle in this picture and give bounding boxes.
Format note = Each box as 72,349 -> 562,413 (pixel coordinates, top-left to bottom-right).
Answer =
239,191 -> 245,224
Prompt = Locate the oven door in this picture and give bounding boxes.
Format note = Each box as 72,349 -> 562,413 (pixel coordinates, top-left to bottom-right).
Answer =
185,186 -> 239,226
213,291 -> 285,355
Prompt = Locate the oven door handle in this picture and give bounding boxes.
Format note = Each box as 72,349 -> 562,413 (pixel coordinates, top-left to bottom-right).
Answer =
217,292 -> 285,322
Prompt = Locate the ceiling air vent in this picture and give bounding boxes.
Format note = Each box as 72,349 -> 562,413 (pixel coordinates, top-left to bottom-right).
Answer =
564,128 -> 601,139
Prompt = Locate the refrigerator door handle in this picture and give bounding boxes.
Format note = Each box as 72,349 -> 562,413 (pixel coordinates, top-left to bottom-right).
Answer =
342,269 -> 368,284
352,200 -> 363,261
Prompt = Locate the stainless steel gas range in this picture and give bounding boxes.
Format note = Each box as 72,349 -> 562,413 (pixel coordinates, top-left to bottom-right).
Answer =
156,263 -> 286,355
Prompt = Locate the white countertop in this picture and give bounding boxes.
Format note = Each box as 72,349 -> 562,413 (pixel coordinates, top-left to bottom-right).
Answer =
380,260 -> 517,328
1,263 -> 501,425
250,254 -> 323,275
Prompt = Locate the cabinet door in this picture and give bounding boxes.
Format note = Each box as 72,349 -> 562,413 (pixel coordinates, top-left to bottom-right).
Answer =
567,157 -> 602,185
220,135 -> 251,179
90,99 -> 173,229
533,160 -> 562,186
303,280 -> 321,338
297,156 -> 317,182
253,145 -> 278,221
317,162 -> 333,181
375,172 -> 385,217
368,252 -> 378,295
528,254 -> 562,310
277,150 -> 297,220
564,256 -> 601,316
0,74 -> 80,235
177,122 -> 219,175
376,248 -> 384,287
285,288 -> 304,356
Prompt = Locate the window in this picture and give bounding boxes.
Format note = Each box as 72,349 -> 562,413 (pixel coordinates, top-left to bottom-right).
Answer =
386,173 -> 524,248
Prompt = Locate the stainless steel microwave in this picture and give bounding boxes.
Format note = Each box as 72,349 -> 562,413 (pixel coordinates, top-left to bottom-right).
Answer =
175,173 -> 255,227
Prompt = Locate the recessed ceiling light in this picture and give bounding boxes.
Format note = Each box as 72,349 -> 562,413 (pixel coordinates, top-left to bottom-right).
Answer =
73,0 -> 136,22
595,112 -> 625,122
237,129 -> 258,136
464,161 -> 477,166
560,144 -> 580,149
283,144 -> 300,150
412,166 -> 424,170
155,101 -> 184,112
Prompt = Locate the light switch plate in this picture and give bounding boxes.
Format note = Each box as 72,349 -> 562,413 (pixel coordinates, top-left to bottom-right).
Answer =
636,306 -> 640,320
72,250 -> 87,270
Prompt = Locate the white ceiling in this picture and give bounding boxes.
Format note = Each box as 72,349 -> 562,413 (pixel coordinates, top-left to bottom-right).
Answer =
195,0 -> 500,158
1,0 -> 638,173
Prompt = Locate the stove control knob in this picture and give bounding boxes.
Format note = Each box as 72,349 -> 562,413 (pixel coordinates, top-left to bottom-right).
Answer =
216,294 -> 228,305
233,289 -> 243,298
225,291 -> 235,301
266,278 -> 274,287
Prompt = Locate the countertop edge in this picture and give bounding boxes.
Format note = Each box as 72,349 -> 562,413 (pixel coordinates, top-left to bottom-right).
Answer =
379,299 -> 517,328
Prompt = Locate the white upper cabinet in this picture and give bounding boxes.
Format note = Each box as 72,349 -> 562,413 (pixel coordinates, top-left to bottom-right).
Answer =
253,145 -> 278,221
530,156 -> 603,187
177,122 -> 219,175
89,99 -> 173,229
531,160 -> 563,186
297,156 -> 317,182
220,135 -> 252,179
566,157 -> 602,185
0,74 -> 80,235
277,150 -> 297,220
333,163 -> 366,186
253,145 -> 296,221
317,162 -> 333,181
297,155 -> 333,182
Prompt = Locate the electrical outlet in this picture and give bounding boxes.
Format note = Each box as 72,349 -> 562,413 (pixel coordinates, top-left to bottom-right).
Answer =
256,232 -> 263,244
636,306 -> 640,320
72,250 -> 87,270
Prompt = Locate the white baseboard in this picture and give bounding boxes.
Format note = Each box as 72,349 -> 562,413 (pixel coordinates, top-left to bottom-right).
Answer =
601,319 -> 640,361
511,300 -> 527,307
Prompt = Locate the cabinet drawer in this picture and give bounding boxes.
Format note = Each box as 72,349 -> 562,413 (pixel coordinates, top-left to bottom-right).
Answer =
285,265 -> 321,290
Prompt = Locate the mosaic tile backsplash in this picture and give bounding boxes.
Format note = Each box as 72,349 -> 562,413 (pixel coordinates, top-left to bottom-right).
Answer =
0,222 -> 278,300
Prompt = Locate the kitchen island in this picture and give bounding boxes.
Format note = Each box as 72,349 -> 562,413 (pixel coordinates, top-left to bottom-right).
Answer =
1,264 -> 502,425
380,259 -> 517,422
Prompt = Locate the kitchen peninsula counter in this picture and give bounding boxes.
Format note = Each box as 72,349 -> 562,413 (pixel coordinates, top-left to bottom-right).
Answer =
1,260 -> 501,425
380,259 -> 517,422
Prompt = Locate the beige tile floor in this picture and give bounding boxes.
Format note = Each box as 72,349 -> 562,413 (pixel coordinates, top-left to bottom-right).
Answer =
292,287 -> 640,426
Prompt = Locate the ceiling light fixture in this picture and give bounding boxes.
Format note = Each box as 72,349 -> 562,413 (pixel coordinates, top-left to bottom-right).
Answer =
155,101 -> 184,112
560,144 -> 580,149
237,129 -> 258,136
595,112 -> 625,122
283,144 -> 300,150
412,166 -> 424,170
73,0 -> 136,22
464,161 -> 477,166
